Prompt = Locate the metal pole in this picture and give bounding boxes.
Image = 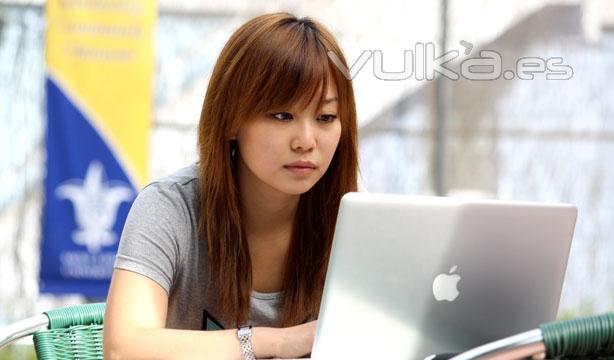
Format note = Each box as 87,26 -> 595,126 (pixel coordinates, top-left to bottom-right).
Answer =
433,0 -> 448,196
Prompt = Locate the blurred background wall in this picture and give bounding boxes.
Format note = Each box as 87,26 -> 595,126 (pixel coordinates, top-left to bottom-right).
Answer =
0,0 -> 612,335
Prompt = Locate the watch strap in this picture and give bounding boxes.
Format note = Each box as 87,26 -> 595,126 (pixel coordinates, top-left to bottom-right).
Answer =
237,325 -> 255,360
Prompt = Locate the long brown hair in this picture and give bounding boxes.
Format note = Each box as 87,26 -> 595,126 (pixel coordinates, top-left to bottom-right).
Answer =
197,12 -> 359,327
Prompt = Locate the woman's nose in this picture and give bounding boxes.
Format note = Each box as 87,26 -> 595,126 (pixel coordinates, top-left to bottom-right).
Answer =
291,119 -> 317,152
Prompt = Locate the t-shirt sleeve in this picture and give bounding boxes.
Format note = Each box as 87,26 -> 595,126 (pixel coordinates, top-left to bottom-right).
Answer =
114,182 -> 188,294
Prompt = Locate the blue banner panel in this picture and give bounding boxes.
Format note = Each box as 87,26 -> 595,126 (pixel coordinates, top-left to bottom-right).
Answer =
41,78 -> 135,297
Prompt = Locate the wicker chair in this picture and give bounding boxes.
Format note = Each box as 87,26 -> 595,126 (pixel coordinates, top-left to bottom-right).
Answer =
0,303 -> 105,360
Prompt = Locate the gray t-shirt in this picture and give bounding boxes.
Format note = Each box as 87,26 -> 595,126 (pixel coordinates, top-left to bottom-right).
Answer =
114,163 -> 280,330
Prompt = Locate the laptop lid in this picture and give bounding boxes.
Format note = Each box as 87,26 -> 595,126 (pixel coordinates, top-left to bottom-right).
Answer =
311,193 -> 577,360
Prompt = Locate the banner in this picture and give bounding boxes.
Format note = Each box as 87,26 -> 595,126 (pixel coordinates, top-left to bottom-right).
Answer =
42,0 -> 155,297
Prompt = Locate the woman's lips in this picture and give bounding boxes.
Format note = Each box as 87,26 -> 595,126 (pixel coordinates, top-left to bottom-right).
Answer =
285,160 -> 316,168
284,160 -> 317,175
284,165 -> 316,175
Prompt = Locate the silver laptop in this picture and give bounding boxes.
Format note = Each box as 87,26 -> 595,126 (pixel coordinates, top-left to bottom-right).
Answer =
311,192 -> 577,360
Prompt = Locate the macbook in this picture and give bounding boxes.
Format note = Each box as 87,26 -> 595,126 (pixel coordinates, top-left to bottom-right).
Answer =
311,193 -> 577,359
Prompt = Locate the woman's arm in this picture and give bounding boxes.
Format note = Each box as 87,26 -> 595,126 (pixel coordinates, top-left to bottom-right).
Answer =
103,269 -> 315,360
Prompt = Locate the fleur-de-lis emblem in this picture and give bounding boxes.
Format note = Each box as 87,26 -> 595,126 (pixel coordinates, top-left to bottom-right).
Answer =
55,161 -> 134,253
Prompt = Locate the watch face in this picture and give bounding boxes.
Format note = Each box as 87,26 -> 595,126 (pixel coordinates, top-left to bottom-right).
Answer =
238,326 -> 252,337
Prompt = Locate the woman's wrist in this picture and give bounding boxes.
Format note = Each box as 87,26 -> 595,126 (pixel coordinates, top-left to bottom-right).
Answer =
251,326 -> 280,359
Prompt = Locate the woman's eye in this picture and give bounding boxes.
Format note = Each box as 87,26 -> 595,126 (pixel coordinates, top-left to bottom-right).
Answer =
318,114 -> 338,123
271,112 -> 293,121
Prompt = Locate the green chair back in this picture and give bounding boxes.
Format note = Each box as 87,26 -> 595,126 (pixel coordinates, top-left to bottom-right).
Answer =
32,303 -> 105,360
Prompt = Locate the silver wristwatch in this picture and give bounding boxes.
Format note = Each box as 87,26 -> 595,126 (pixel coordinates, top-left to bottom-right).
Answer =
237,325 -> 255,360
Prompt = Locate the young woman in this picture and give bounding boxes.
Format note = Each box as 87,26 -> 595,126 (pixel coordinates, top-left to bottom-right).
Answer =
104,12 -> 359,360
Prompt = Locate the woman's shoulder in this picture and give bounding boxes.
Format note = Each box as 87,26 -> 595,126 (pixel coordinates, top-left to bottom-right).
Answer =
142,163 -> 198,194
148,163 -> 199,190
135,163 -> 200,214
116,163 -> 202,294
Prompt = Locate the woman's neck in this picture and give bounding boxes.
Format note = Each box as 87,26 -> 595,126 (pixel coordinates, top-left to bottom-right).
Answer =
237,163 -> 299,293
238,164 -> 299,243
242,191 -> 295,289
241,191 -> 298,241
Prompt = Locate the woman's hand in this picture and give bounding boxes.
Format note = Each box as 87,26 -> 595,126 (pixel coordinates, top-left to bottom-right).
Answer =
273,320 -> 318,359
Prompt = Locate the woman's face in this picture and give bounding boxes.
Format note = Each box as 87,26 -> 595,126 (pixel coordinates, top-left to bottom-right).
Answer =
236,78 -> 341,197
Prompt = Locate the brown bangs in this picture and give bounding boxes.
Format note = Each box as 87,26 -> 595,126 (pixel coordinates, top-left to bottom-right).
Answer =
242,19 -> 331,116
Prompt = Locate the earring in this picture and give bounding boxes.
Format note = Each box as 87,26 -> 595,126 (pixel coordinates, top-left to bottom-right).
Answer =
230,139 -> 237,158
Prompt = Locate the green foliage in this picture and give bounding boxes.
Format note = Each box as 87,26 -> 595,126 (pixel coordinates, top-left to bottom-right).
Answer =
0,345 -> 36,360
557,300 -> 596,321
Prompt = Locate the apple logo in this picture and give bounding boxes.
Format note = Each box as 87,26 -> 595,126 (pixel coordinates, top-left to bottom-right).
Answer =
432,265 -> 461,302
